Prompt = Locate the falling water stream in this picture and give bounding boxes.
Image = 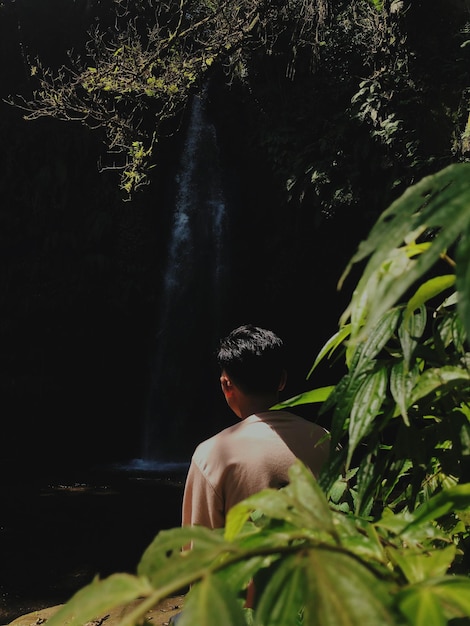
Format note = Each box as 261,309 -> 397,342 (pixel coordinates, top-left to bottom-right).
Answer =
131,84 -> 229,473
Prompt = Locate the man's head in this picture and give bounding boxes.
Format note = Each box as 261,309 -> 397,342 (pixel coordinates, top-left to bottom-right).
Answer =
217,325 -> 286,397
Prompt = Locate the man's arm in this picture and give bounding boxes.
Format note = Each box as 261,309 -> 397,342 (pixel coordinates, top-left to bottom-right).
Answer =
182,461 -> 225,529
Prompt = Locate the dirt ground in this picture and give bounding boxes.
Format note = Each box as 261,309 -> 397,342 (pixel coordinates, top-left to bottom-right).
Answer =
7,595 -> 186,626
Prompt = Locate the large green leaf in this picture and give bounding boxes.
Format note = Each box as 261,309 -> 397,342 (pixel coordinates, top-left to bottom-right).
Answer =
283,461 -> 336,534
398,577 -> 470,624
227,462 -> 335,539
398,586 -> 447,626
179,574 -> 247,626
138,526 -> 234,588
404,276 -> 455,321
303,548 -> 397,626
44,573 -> 153,626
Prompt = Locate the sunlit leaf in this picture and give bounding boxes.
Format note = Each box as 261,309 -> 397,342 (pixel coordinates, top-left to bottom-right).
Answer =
138,526 -> 233,588
228,462 -> 335,537
307,325 -> 351,377
283,461 -> 335,534
408,366 -> 470,406
271,386 -> 334,409
405,276 -> 455,320
45,574 -> 153,626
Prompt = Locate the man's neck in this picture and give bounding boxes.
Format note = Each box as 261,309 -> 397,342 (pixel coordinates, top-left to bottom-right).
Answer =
238,394 -> 279,419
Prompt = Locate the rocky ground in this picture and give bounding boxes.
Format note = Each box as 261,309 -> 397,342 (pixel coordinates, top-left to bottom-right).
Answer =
0,466 -> 186,625
7,596 -> 186,626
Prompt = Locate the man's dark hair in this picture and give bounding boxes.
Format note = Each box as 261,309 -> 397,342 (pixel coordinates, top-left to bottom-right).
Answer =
216,324 -> 286,395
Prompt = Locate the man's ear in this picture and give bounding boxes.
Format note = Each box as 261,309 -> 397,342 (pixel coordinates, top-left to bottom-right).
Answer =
220,373 -> 233,394
278,369 -> 287,392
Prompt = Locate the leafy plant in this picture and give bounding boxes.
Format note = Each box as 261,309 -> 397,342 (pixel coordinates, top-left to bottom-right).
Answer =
45,462 -> 470,626
42,165 -> 470,625
311,162 -> 470,519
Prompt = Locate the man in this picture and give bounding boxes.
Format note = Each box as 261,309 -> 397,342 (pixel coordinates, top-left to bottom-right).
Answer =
182,324 -> 331,530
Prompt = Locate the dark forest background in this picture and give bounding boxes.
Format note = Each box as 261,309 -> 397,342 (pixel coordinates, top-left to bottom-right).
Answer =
0,0 -> 469,483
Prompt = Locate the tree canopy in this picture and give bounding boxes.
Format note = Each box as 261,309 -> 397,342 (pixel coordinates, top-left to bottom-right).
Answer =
9,0 -> 470,215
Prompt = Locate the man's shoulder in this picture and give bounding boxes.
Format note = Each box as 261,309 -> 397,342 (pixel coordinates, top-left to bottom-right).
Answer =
193,421 -> 241,456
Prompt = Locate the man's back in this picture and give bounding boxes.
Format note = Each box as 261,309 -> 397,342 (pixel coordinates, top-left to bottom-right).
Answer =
182,410 -> 330,529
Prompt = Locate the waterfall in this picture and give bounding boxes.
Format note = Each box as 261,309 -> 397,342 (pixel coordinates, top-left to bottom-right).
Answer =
139,85 -> 229,468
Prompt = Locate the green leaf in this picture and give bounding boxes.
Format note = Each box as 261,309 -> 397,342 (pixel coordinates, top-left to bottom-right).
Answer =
303,548 -> 396,625
398,577 -> 470,624
225,505 -> 254,542
339,163 -> 470,344
334,513 -> 387,564
348,366 -> 389,468
408,365 -> 470,405
388,544 -> 456,584
354,452 -> 381,516
405,276 -> 455,320
398,586 -> 446,626
179,574 -> 247,626
402,483 -> 470,531
228,462 -> 335,538
271,386 -> 334,409
307,325 -> 351,377
138,526 -> 233,588
255,554 -> 306,625
45,574 -> 153,626
399,304 -> 427,370
348,307 -> 402,374
283,461 -> 336,534
217,556 -> 269,595
431,577 -> 470,616
390,361 -> 420,426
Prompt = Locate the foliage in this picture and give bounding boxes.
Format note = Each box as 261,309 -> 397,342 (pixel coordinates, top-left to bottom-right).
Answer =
44,461 -> 470,626
43,164 -> 470,624
307,163 -> 470,521
8,0 -> 469,210
8,0 -> 330,197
